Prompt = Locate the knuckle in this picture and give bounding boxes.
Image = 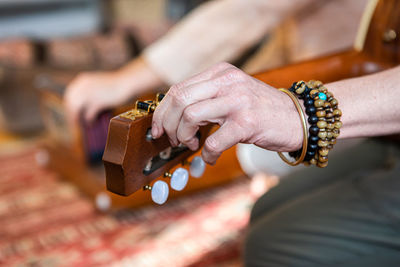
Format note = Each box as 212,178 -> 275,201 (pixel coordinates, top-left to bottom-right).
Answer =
225,68 -> 246,81
182,107 -> 198,123
169,86 -> 191,106
236,113 -> 258,133
214,67 -> 245,87
205,136 -> 221,154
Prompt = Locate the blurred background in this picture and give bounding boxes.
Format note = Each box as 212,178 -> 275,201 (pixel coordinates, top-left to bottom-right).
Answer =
0,1 -> 254,266
0,0 -> 370,266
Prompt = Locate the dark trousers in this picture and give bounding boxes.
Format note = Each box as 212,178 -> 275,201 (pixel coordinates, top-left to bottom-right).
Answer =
244,139 -> 400,266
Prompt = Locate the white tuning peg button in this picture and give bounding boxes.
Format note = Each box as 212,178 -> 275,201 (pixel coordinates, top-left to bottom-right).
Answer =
151,180 -> 169,205
170,167 -> 189,191
189,156 -> 206,178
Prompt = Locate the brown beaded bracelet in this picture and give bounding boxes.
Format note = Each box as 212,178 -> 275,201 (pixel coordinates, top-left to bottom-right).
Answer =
306,80 -> 342,167
287,80 -> 342,168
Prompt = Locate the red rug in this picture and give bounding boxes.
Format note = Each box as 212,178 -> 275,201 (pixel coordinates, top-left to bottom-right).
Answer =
0,149 -> 254,267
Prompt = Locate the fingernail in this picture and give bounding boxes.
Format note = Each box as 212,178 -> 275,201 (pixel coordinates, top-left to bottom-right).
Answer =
169,138 -> 177,147
152,125 -> 158,138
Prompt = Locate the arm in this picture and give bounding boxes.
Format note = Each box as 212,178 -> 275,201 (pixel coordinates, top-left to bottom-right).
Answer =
152,63 -> 400,165
143,0 -> 313,84
329,66 -> 400,140
64,0 -> 313,122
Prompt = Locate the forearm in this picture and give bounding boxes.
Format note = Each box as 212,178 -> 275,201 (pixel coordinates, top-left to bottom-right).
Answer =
327,66 -> 400,140
143,0 -> 314,85
116,57 -> 165,98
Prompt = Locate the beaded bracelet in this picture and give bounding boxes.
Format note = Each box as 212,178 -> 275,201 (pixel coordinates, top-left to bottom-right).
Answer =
287,80 -> 342,168
277,88 -> 309,166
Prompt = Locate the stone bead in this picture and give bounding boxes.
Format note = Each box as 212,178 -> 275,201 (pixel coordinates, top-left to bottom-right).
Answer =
326,131 -> 333,139
305,150 -> 316,160
319,148 -> 329,156
334,121 -> 343,129
306,106 -> 316,115
333,109 -> 342,116
190,156 -> 206,178
330,138 -> 337,145
334,116 -> 341,121
318,131 -> 327,139
325,92 -> 333,99
316,110 -> 326,117
295,85 -> 305,94
151,180 -> 169,205
310,135 -> 319,144
310,89 -> 319,98
309,80 -> 322,88
310,158 -> 317,165
332,129 -> 340,138
318,92 -> 327,101
323,102 -> 331,109
327,123 -> 335,130
170,167 -> 189,191
330,98 -> 338,107
308,143 -> 318,151
304,98 -> 314,107
318,140 -> 329,147
308,115 -> 319,125
319,155 -> 328,163
309,125 -> 320,136
317,121 -> 327,129
317,161 -> 328,168
326,112 -> 334,118
314,99 -> 324,108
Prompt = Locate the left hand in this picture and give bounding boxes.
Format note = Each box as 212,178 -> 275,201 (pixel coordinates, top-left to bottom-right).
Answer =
151,62 -> 303,165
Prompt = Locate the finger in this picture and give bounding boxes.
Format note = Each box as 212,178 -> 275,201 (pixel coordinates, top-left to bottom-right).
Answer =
177,97 -> 236,150
84,102 -> 102,122
152,62 -> 236,138
64,91 -> 86,127
160,80 -> 225,145
202,122 -> 244,165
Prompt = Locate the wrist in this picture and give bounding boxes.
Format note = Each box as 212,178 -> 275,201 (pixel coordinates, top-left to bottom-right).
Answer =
115,57 -> 165,98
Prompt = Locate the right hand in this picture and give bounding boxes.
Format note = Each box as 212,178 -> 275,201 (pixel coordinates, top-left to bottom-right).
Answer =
64,70 -> 133,123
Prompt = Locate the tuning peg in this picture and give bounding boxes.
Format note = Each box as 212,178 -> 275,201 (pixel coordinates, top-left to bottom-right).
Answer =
156,93 -> 165,105
189,156 -> 206,178
136,100 -> 156,112
143,180 -> 169,205
164,167 -> 189,191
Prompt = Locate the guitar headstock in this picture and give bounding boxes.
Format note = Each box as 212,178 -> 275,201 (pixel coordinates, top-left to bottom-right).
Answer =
103,93 -> 212,204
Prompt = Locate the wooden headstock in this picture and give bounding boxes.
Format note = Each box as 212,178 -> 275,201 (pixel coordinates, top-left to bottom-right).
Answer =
103,94 -> 213,197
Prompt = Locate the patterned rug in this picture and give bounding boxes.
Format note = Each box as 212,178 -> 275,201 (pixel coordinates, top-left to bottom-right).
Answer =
0,149 -> 254,267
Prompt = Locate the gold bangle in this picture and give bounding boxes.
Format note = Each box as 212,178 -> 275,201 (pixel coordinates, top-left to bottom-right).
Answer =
277,88 -> 308,166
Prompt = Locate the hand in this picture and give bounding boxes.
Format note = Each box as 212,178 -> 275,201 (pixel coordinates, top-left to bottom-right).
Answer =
152,62 -> 303,165
64,71 -> 132,123
64,57 -> 163,123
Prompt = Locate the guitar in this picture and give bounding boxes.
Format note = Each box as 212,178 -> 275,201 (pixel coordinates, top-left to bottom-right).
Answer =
103,0 -> 400,206
103,94 -> 213,204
